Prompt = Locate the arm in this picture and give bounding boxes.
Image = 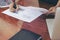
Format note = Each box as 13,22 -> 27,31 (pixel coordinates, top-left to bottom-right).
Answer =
48,0 -> 60,13
56,0 -> 60,7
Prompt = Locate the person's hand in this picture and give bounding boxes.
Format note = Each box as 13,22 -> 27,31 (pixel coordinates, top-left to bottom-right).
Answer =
48,6 -> 57,13
15,0 -> 20,3
9,2 -> 19,12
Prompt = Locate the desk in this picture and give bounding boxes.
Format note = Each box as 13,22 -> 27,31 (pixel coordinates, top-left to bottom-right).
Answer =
0,8 -> 50,40
0,0 -> 50,40
0,8 -> 23,40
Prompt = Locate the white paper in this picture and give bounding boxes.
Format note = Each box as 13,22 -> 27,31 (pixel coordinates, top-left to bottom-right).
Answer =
2,6 -> 48,22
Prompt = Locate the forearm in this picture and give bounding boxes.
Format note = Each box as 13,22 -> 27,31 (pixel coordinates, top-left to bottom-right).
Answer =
56,0 -> 60,7
12,0 -> 20,3
15,0 -> 20,3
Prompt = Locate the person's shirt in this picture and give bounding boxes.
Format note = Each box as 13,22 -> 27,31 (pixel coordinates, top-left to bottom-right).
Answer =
39,0 -> 58,6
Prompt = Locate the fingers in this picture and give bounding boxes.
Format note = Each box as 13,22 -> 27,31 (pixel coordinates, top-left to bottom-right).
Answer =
14,5 -> 19,12
9,3 -> 14,12
9,3 -> 19,12
48,7 -> 54,13
49,7 -> 53,11
48,7 -> 56,14
9,7 -> 15,12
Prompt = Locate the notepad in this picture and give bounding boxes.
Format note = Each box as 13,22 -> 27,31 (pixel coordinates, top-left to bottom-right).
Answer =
2,6 -> 48,22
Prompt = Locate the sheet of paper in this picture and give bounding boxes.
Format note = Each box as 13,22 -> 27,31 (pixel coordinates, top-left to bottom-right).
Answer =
2,6 -> 48,22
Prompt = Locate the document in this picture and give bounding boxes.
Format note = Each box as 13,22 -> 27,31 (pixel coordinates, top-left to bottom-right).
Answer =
2,6 -> 48,22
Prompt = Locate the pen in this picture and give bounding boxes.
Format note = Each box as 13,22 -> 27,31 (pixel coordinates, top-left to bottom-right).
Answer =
13,0 -> 17,9
12,0 -> 17,13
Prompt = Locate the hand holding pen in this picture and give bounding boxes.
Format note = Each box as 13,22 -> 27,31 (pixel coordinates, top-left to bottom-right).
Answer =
9,0 -> 19,12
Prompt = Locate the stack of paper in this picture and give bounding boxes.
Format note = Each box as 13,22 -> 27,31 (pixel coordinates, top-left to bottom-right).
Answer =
2,6 -> 48,22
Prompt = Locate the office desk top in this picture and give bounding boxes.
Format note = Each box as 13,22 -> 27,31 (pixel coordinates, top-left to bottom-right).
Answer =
0,8 -> 50,40
0,0 -> 50,40
0,8 -> 23,40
